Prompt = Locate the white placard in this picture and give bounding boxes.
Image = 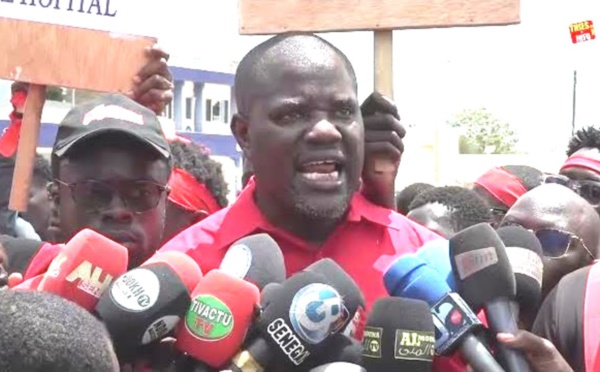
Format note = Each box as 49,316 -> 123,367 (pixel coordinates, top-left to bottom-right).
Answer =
0,0 -> 157,37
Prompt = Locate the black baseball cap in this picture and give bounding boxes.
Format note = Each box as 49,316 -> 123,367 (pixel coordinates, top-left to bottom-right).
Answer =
52,94 -> 170,159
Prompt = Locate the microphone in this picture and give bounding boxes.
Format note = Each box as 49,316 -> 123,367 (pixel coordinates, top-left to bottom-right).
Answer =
496,226 -> 544,325
384,254 -> 504,372
300,333 -> 364,371
37,228 -> 128,311
309,362 -> 366,372
219,233 -> 286,291
450,223 -> 530,372
175,269 -> 261,368
305,259 -> 366,340
229,270 -> 346,371
95,251 -> 203,361
362,297 -> 434,372
416,238 -> 457,290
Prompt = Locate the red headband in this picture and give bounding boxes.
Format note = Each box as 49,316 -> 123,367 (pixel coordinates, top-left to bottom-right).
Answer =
0,91 -> 27,157
168,167 -> 221,214
474,167 -> 528,208
560,154 -> 600,175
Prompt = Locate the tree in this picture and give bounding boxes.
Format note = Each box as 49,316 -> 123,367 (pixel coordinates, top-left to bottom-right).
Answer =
448,107 -> 519,154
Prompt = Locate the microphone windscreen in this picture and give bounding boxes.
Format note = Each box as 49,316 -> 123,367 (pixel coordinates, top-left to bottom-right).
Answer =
38,228 -> 128,311
175,270 -> 260,368
219,233 -> 286,291
306,333 -> 364,368
142,251 -> 203,293
363,297 -> 434,372
261,282 -> 283,308
449,223 -> 516,309
384,254 -> 451,306
309,362 -> 365,372
305,259 -> 366,339
256,270 -> 346,369
95,251 -> 203,360
496,226 -> 544,312
416,239 -> 457,290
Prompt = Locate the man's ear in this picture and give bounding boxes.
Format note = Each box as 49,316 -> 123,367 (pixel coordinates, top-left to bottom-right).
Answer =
231,113 -> 251,160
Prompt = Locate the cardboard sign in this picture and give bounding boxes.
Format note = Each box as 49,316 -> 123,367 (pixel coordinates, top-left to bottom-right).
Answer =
1,1 -> 158,211
0,0 -> 157,92
239,0 -> 521,34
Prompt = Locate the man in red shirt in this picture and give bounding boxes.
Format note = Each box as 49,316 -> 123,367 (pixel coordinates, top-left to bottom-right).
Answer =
159,33 -> 440,310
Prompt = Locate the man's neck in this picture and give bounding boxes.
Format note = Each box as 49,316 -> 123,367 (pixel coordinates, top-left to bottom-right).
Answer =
254,191 -> 341,247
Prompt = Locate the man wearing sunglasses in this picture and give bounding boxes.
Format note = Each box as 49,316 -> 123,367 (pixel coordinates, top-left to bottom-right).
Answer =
558,126 -> 600,215
500,183 -> 600,298
2,93 -> 173,280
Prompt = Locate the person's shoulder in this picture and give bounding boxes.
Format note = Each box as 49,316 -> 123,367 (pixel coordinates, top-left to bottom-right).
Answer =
355,196 -> 442,245
371,206 -> 441,240
158,205 -> 237,255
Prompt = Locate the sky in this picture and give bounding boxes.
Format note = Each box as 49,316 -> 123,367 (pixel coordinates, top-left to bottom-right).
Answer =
2,0 -> 598,153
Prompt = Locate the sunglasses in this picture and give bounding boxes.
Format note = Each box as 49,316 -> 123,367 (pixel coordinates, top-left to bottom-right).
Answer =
534,228 -> 596,260
543,174 -> 600,206
55,179 -> 169,214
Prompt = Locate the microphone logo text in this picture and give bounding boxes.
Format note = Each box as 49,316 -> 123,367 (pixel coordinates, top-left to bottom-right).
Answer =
362,326 -> 382,359
454,247 -> 499,280
65,260 -> 113,298
394,329 -> 435,362
185,295 -> 233,341
267,318 -> 311,366
289,283 -> 345,345
110,268 -> 160,312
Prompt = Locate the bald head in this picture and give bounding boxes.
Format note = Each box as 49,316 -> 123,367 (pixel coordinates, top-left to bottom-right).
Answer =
503,184 -> 600,253
234,33 -> 357,116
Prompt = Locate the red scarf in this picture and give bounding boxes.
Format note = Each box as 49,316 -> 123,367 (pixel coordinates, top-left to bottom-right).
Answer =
0,90 -> 27,157
560,154 -> 600,175
474,166 -> 528,208
168,167 -> 221,215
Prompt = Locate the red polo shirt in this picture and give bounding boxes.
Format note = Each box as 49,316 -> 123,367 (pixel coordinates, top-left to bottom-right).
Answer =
160,181 -> 468,370
159,179 -> 441,310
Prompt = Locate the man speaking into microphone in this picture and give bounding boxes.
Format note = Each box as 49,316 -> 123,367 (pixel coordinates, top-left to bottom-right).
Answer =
157,33 -> 457,370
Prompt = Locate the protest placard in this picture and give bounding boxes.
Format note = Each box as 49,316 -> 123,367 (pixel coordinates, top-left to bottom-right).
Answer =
0,0 -> 158,211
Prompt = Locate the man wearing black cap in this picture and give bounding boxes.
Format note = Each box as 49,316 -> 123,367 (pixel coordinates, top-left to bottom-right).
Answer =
4,93 -> 172,278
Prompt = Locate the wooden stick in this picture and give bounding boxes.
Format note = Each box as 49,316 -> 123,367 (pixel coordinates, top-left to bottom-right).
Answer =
373,30 -> 396,173
9,84 -> 46,212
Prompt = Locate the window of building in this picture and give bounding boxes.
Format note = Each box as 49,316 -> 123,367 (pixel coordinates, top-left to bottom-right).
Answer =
205,99 -> 230,123
164,102 -> 173,119
205,99 -> 212,121
185,98 -> 192,119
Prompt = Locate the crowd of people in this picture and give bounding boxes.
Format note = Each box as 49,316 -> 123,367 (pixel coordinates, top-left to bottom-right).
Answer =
0,32 -> 597,372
